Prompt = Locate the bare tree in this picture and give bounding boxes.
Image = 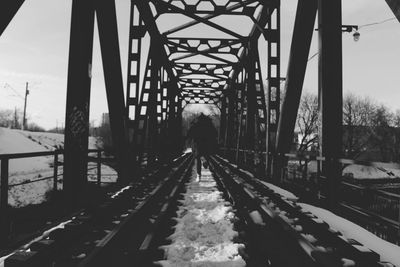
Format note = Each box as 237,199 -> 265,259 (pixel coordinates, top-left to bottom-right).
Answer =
390,110 -> 400,162
296,93 -> 319,155
0,108 -> 23,129
370,105 -> 394,162
342,94 -> 376,159
294,93 -> 400,164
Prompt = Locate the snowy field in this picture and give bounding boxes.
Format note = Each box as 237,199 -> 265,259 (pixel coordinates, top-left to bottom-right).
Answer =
0,127 -> 117,207
300,160 -> 400,180
156,168 -> 246,267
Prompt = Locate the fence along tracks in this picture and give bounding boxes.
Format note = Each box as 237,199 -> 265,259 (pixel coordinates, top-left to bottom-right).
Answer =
2,153 -> 193,267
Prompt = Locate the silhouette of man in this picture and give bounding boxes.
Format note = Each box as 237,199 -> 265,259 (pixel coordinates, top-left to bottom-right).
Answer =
187,113 -> 217,181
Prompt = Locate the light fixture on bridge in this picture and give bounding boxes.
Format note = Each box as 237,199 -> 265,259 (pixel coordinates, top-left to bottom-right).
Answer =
352,30 -> 360,42
342,25 -> 360,42
315,25 -> 360,42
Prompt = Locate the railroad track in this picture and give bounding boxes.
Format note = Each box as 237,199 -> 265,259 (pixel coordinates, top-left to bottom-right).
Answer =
2,153 -> 193,267
139,164 -> 246,266
209,155 -> 395,267
2,153 -> 397,267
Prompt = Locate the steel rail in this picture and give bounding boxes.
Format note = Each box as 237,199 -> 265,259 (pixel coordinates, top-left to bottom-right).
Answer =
2,154 -> 191,266
209,155 -> 392,267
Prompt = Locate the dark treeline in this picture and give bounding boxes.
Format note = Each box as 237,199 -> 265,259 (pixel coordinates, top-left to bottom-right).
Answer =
0,108 -> 45,132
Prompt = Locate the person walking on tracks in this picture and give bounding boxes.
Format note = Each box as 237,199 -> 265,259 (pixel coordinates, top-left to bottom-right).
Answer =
187,113 -> 217,181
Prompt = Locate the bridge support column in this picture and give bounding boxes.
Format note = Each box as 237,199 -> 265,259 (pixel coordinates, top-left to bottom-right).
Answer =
265,4 -> 281,180
235,72 -> 246,165
64,0 -> 95,208
167,84 -> 181,158
225,89 -> 236,161
96,0 -> 131,184
147,48 -> 161,165
245,42 -> 257,166
273,0 -> 317,183
219,96 -> 227,147
318,0 -> 343,209
176,97 -> 183,153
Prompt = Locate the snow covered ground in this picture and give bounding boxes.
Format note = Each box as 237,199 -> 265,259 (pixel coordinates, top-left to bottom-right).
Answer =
0,127 -> 117,207
260,181 -> 299,201
156,167 -> 245,267
258,178 -> 400,266
302,160 -> 400,180
0,219 -> 72,267
299,203 -> 400,266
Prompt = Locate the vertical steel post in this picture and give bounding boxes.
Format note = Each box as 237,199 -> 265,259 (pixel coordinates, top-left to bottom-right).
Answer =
147,49 -> 160,165
176,96 -> 183,153
219,96 -> 227,146
273,0 -> 317,182
22,82 -> 29,130
96,0 -> 131,184
318,0 -> 343,209
167,84 -> 181,157
0,158 -> 9,245
63,0 -> 95,208
236,106 -> 245,164
225,89 -> 235,160
125,3 -> 144,121
266,3 -> 281,180
97,150 -> 102,186
53,153 -> 58,191
125,3 -> 146,166
246,43 -> 257,158
235,72 -> 246,165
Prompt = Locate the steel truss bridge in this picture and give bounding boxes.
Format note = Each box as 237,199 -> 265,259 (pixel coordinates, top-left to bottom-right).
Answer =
1,0 -> 400,266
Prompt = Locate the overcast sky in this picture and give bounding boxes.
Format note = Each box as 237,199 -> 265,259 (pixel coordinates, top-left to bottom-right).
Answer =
0,0 -> 399,130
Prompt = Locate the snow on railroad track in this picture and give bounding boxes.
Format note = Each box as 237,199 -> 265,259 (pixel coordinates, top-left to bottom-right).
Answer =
156,167 -> 246,267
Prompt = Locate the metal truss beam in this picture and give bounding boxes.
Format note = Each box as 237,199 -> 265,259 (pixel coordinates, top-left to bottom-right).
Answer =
224,84 -> 236,160
235,72 -> 246,164
0,0 -> 24,36
318,0 -> 343,209
147,50 -> 161,165
166,81 -> 181,158
265,4 -> 281,179
64,0 -> 95,207
156,0 -> 246,39
135,0 -> 179,86
273,0 -> 317,182
126,2 -> 145,125
219,96 -> 227,145
385,0 -> 400,22
245,43 -> 257,153
95,0 -> 131,184
64,0 -> 132,205
166,38 -> 243,62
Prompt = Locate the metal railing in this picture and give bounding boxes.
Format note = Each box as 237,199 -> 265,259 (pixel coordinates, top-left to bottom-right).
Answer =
219,147 -> 400,244
0,149 -> 116,209
0,149 -> 117,245
282,153 -> 400,244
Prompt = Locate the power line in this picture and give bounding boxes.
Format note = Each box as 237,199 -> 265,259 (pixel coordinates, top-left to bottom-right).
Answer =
359,17 -> 396,29
3,83 -> 24,99
307,17 -> 397,62
308,51 -> 319,62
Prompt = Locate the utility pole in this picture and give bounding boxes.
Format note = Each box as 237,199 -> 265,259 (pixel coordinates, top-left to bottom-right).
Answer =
22,82 -> 29,130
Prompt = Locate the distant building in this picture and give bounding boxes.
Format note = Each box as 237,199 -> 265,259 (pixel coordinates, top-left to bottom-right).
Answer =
101,113 -> 110,126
